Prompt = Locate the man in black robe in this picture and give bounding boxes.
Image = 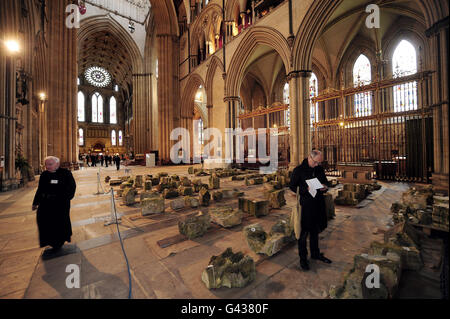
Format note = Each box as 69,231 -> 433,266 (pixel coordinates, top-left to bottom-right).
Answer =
32,156 -> 76,251
114,154 -> 121,171
289,150 -> 332,270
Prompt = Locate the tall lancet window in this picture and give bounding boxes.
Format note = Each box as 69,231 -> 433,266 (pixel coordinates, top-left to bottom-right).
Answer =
119,130 -> 123,146
283,83 -> 290,128
393,40 -> 418,112
353,54 -> 372,117
198,119 -> 204,145
310,73 -> 319,126
92,93 -> 104,123
78,91 -> 85,122
78,128 -> 84,146
111,130 -> 117,146
110,96 -> 117,124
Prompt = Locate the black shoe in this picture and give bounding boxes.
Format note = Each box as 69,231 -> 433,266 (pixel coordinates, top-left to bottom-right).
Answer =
300,259 -> 310,271
311,253 -> 332,264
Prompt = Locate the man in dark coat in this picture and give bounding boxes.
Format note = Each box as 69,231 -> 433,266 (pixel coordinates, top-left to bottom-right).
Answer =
114,154 -> 121,171
289,150 -> 332,270
32,156 -> 76,251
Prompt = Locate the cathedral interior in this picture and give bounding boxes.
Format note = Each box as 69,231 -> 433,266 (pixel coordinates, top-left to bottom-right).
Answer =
0,0 -> 448,301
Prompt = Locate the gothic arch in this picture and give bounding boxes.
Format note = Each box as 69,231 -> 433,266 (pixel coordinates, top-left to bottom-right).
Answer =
77,15 -> 144,74
181,73 -> 207,120
226,26 -> 292,97
205,56 -> 224,107
149,0 -> 179,36
190,3 -> 223,58
293,0 -> 343,71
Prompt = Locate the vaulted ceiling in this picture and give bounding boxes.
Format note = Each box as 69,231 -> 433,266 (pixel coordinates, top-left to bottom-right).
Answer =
312,0 -> 426,87
78,31 -> 134,90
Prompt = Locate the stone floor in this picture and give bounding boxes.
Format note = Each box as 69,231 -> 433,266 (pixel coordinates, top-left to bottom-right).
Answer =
0,165 -> 440,299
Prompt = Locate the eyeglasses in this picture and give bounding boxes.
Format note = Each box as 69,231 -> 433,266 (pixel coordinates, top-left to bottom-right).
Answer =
309,156 -> 322,165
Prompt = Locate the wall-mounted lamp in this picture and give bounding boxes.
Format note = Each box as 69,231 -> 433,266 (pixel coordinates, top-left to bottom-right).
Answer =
5,40 -> 20,54
39,92 -> 47,101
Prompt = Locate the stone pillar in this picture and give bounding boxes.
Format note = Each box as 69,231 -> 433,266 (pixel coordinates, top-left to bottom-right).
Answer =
132,73 -> 153,154
157,34 -> 180,163
287,70 -> 311,168
224,96 -> 240,161
206,104 -> 213,129
0,0 -> 20,190
427,20 -> 449,192
46,0 -> 77,164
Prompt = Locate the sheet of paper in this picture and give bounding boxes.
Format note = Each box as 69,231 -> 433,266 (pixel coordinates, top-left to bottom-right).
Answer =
306,178 -> 323,198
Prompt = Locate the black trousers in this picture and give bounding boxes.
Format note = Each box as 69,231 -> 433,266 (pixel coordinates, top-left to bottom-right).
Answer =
298,228 -> 320,261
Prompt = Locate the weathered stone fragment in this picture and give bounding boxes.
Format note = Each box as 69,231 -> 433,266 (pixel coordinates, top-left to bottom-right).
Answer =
141,197 -> 165,216
181,177 -> 192,187
201,248 -> 256,289
199,188 -> 211,206
135,175 -> 143,188
170,197 -> 186,211
178,186 -> 194,196
184,196 -> 199,208
105,176 -> 111,183
210,207 -> 243,228
209,175 -> 220,189
401,185 -> 433,210
249,200 -> 269,217
178,211 -> 211,239
163,188 -> 179,199
109,179 -> 122,186
369,241 -> 423,271
144,181 -> 152,191
151,177 -> 160,186
188,167 -> 194,174
122,188 -> 137,206
266,189 -> 286,209
212,191 -> 223,202
140,191 -> 159,202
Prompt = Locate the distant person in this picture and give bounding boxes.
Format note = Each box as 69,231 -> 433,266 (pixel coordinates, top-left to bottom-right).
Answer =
114,154 -> 121,171
289,150 -> 332,271
105,155 -> 109,168
100,155 -> 104,167
32,156 -> 76,251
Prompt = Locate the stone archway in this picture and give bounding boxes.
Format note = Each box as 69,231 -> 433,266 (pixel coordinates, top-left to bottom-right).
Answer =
226,26 -> 291,98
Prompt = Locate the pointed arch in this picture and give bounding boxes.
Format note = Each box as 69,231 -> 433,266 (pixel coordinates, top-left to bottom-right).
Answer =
181,73 -> 207,121
205,56 -> 224,107
226,26 -> 292,97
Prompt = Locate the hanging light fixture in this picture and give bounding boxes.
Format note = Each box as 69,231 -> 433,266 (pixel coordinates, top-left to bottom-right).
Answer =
128,20 -> 135,33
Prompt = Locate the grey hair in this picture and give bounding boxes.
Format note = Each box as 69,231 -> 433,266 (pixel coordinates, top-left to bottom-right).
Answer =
44,156 -> 60,164
310,150 -> 322,158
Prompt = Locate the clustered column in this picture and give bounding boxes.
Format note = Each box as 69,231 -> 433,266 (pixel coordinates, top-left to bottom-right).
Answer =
157,34 -> 180,163
287,70 -> 312,167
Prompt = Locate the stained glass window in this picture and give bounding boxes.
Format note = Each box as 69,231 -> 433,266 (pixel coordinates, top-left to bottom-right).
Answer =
198,119 -> 204,145
111,130 -> 117,146
110,96 -> 117,124
353,54 -> 372,117
283,83 -> 290,128
78,91 -> 85,122
393,40 -> 417,112
92,93 -> 103,123
78,128 -> 84,146
119,130 -> 123,146
310,73 -> 318,126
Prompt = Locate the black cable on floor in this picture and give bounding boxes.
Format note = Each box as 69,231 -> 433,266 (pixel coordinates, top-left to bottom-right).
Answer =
110,188 -> 133,299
